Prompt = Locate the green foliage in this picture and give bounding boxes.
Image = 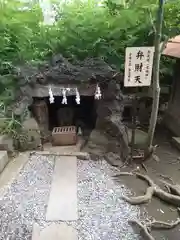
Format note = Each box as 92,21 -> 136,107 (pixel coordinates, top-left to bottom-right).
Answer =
0,102 -> 21,136
0,0 -> 179,104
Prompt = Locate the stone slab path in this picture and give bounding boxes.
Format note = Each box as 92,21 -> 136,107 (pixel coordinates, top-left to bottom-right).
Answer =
46,156 -> 78,221
0,153 -> 141,240
32,222 -> 77,240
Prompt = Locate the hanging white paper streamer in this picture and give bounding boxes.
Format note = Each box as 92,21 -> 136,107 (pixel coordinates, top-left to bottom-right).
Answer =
62,88 -> 67,104
94,84 -> 102,100
75,88 -> 80,104
48,87 -> 54,104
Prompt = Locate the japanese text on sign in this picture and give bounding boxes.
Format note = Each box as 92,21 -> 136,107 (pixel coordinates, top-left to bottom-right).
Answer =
124,47 -> 154,87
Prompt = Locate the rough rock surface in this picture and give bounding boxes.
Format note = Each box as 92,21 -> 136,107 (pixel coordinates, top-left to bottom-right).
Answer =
95,80 -> 130,161
10,55 -> 116,115
10,54 -> 129,161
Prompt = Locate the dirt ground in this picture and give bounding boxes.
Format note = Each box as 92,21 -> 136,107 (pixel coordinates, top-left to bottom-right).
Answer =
118,127 -> 180,239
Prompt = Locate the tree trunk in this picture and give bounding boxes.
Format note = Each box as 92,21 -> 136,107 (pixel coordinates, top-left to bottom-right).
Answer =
146,0 -> 164,151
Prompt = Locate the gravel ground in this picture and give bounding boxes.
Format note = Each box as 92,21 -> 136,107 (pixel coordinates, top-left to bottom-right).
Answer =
0,154 -> 143,240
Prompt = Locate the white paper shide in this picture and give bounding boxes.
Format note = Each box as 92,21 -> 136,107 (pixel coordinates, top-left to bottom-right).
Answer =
48,87 -> 54,104
75,88 -> 80,104
94,84 -> 102,100
62,88 -> 67,104
124,47 -> 154,87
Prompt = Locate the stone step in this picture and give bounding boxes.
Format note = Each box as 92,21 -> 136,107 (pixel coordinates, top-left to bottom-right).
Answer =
0,151 -> 9,174
0,153 -> 28,196
0,135 -> 14,152
34,150 -> 89,160
172,137 -> 180,151
32,223 -> 77,240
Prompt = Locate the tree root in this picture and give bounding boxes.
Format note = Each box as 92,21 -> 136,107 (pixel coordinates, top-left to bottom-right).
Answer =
129,219 -> 155,240
129,218 -> 180,240
158,174 -> 174,184
147,219 -> 180,230
113,172 -> 134,177
141,163 -> 148,172
122,186 -> 154,205
119,172 -> 180,239
115,172 -> 180,206
125,172 -> 180,207
159,179 -> 180,196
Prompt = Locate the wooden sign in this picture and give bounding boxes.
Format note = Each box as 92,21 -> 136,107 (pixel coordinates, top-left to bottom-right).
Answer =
124,47 -> 154,87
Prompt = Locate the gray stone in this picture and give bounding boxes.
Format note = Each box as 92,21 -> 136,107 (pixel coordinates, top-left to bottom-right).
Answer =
105,152 -> 124,167
22,118 -> 42,150
83,130 -> 108,156
0,153 -> 28,196
46,156 -> 78,221
88,130 -> 109,146
0,135 -> 14,152
0,151 -> 9,174
10,56 -> 116,115
96,111 -> 129,161
22,117 -> 39,130
172,137 -> 180,151
128,129 -> 148,147
32,223 -> 77,240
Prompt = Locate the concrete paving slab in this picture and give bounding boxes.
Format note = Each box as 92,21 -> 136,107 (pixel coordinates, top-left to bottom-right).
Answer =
32,222 -> 77,240
0,151 -> 9,174
0,153 -> 28,196
172,137 -> 180,151
46,156 -> 78,221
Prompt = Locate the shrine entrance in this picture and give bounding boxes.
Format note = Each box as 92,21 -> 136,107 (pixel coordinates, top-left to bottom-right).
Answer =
30,95 -> 97,142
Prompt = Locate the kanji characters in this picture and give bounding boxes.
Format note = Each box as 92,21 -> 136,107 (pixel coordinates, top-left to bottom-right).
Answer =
134,75 -> 142,83
128,53 -> 132,82
135,63 -> 143,72
125,47 -> 154,87
146,50 -> 151,62
136,50 -> 144,60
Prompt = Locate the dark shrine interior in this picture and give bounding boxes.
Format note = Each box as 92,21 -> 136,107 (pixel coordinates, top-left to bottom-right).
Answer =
45,95 -> 97,132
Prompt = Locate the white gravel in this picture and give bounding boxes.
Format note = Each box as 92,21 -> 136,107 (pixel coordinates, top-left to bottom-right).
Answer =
0,154 -> 142,240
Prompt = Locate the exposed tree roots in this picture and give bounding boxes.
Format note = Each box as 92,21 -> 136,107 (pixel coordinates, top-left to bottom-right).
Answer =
123,186 -> 154,205
129,219 -> 155,240
121,172 -> 180,207
129,219 -> 180,240
114,172 -> 180,239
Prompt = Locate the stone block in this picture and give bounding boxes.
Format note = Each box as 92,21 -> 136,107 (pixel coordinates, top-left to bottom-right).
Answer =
22,118 -> 42,150
128,129 -> 148,147
22,117 -> 39,130
32,222 -> 77,240
172,137 -> 180,151
0,135 -> 14,152
88,130 -> 109,146
0,151 -> 9,174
